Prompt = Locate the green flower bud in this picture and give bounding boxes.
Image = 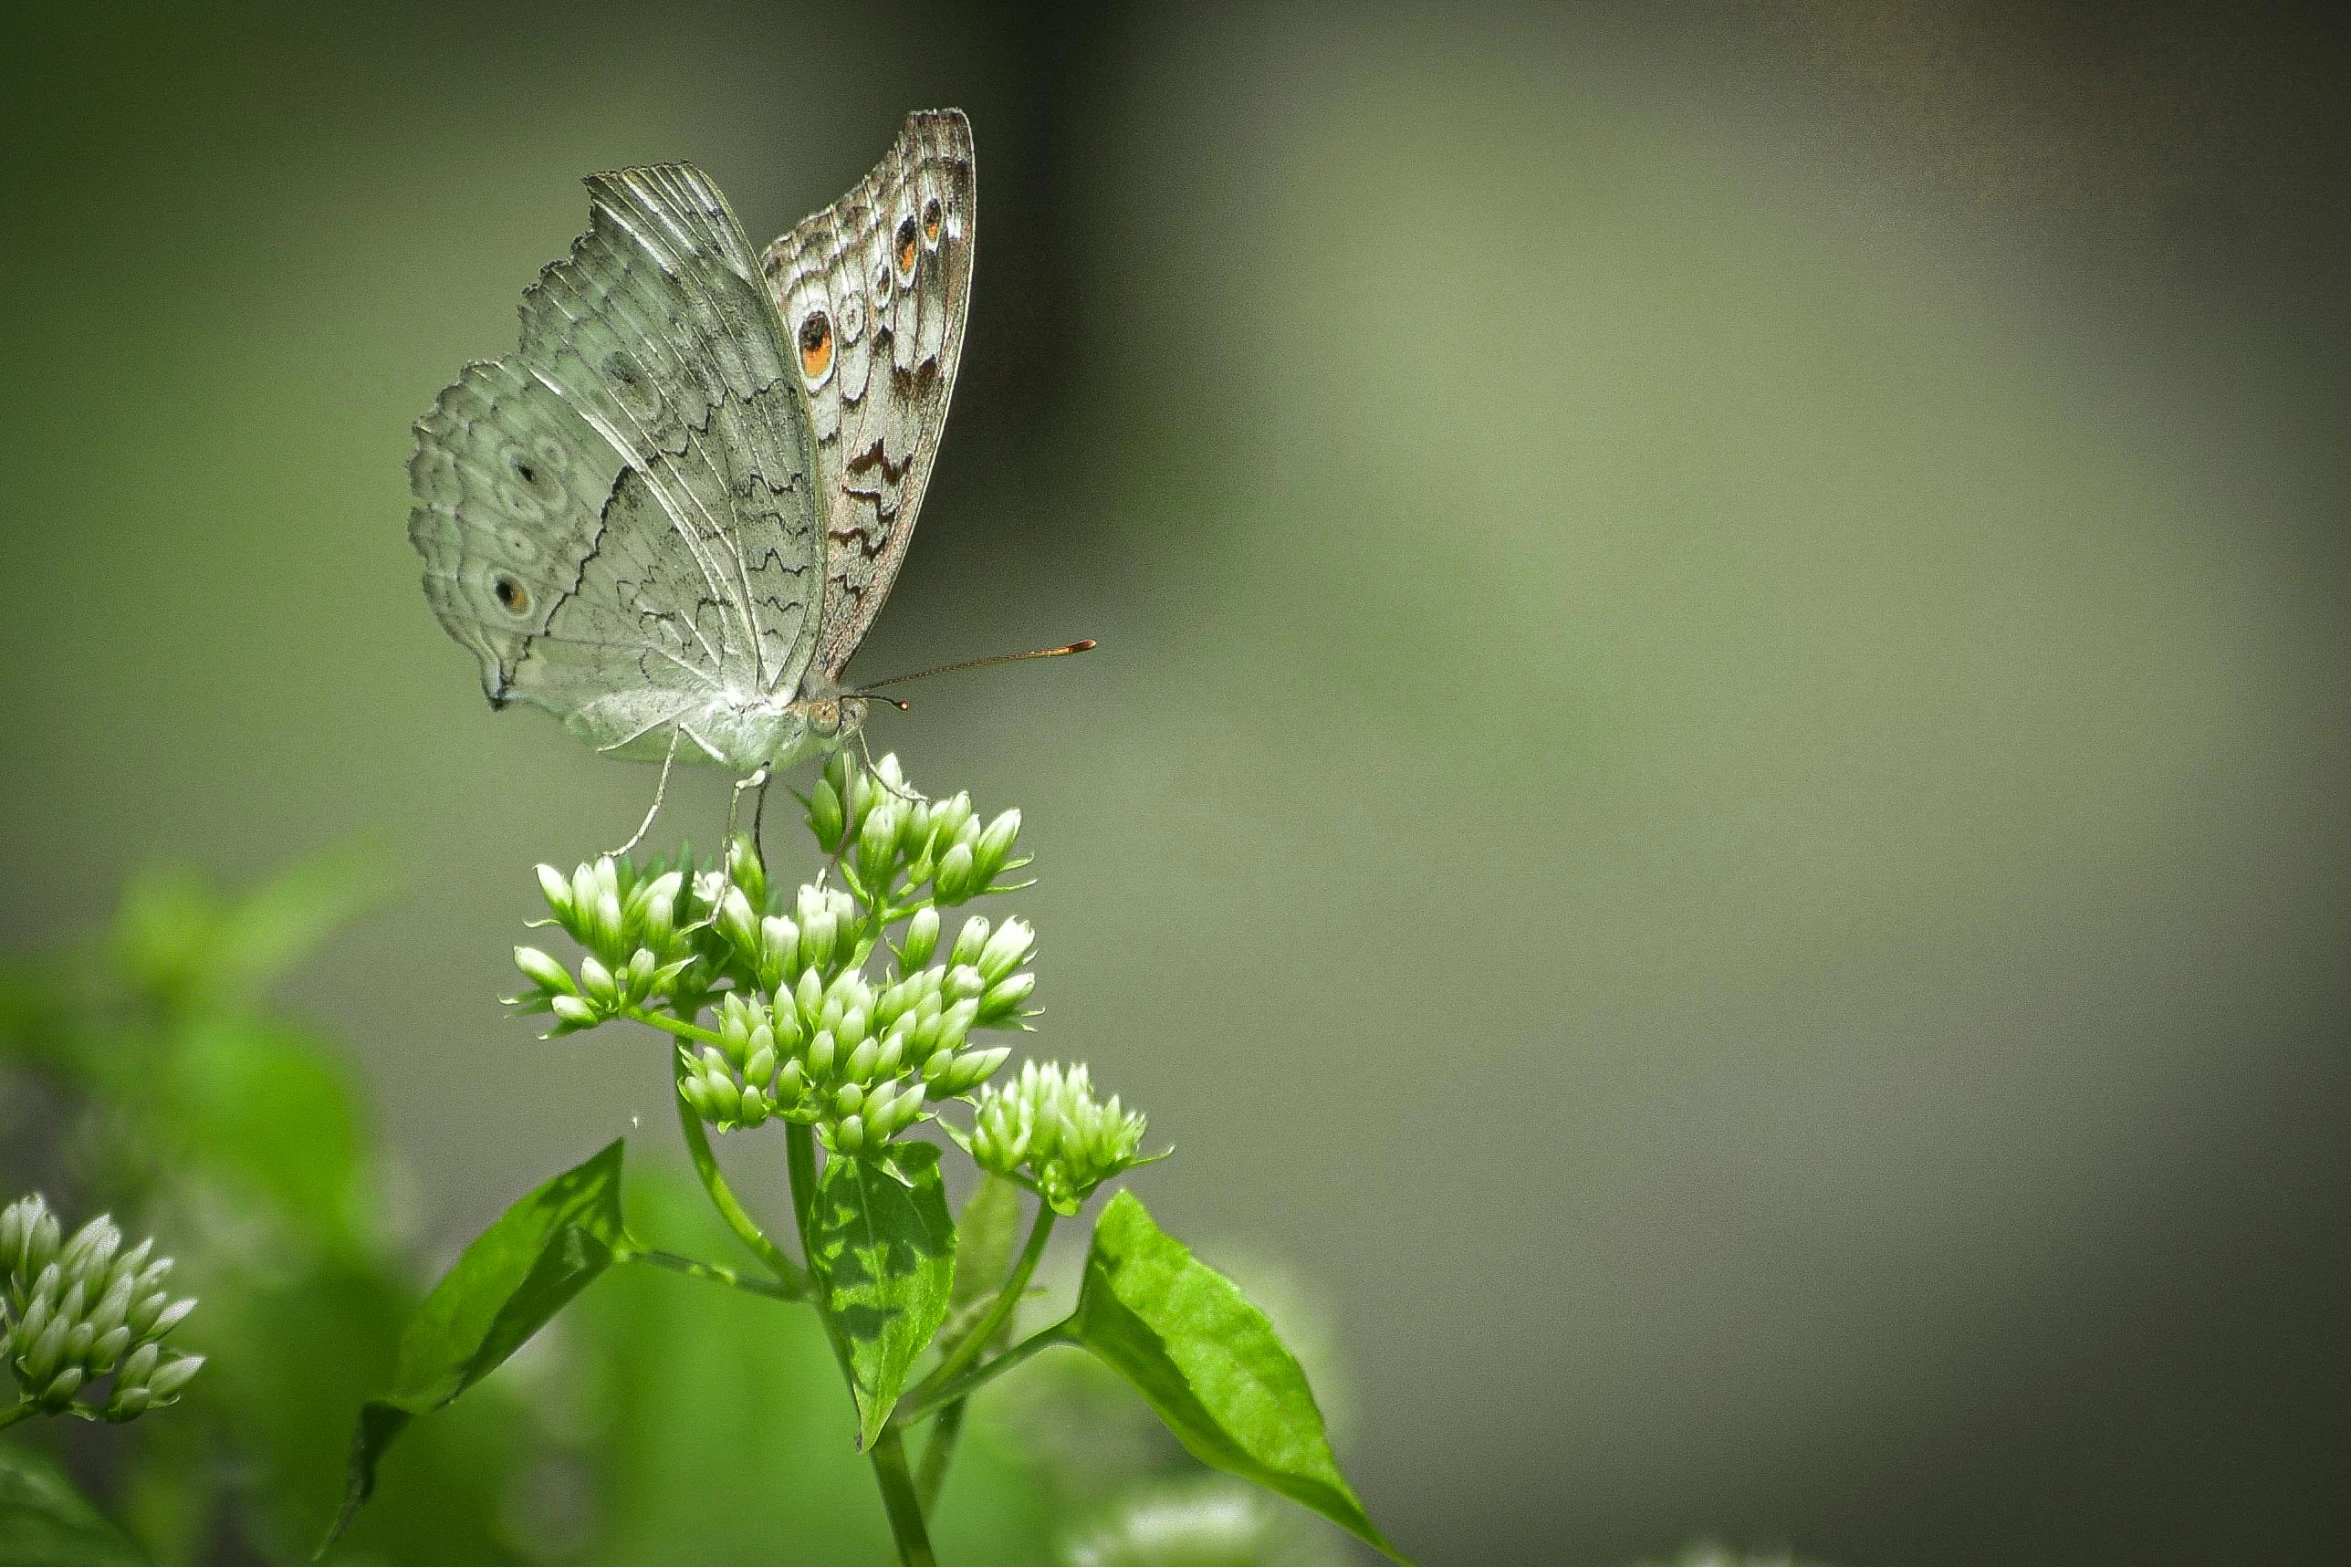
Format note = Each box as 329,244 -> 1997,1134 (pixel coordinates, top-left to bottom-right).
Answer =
39,1365 -> 85,1407
799,910 -> 838,973
978,972 -> 1038,1026
577,955 -> 618,1007
972,809 -> 1022,882
118,1343 -> 158,1390
90,1275 -> 134,1335
898,906 -> 940,970
716,998 -> 753,1062
125,1291 -> 168,1337
25,1210 -> 60,1280
760,915 -> 799,980
934,842 -> 977,903
775,1059 -> 808,1106
0,1194 -> 37,1267
146,1353 -> 204,1398
60,1217 -> 119,1280
63,1320 -> 95,1364
833,1113 -> 867,1154
794,967 -> 825,1020
513,947 -> 576,996
92,1324 -> 132,1371
768,994 -> 805,1051
623,948 -> 658,1002
106,1239 -> 152,1288
726,837 -> 767,912
856,799 -> 901,877
949,916 -> 991,970
744,1043 -> 777,1087
717,886 -> 760,958
883,1085 -> 926,1132
835,1082 -> 866,1115
590,888 -> 626,958
568,861 -> 599,922
843,1037 -> 880,1085
536,863 -> 574,918
809,774 -> 847,854
549,995 -> 599,1030
148,1298 -> 197,1338
872,1028 -> 906,1080
899,798 -> 935,861
30,1262 -> 62,1307
976,917 -> 1035,984
808,1029 -> 838,1078
26,1312 -> 70,1382
937,998 -> 980,1054
932,792 -> 975,848
107,1386 -> 153,1419
941,1046 -> 1011,1095
945,965 -> 986,1004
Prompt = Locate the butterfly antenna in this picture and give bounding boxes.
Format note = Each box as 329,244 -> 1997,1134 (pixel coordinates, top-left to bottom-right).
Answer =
855,640 -> 1098,704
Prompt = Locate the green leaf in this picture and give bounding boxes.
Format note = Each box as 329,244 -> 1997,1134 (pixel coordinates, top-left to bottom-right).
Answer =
1069,1191 -> 1410,1564
320,1139 -> 627,1555
0,1444 -> 157,1567
806,1142 -> 955,1450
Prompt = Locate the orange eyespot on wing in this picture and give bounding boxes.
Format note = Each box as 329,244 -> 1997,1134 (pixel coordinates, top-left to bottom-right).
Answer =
922,196 -> 943,243
493,575 -> 530,615
895,215 -> 919,279
798,310 -> 834,383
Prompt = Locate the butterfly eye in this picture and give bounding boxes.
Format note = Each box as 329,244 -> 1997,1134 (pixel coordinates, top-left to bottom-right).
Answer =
922,196 -> 942,244
493,576 -> 530,615
798,310 -> 834,384
895,215 -> 919,279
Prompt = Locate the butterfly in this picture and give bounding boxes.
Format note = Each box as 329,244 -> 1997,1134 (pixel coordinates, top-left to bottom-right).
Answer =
410,110 -> 1033,827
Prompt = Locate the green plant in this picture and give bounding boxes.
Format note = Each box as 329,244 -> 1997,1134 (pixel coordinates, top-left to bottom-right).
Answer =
326,751 -> 1408,1566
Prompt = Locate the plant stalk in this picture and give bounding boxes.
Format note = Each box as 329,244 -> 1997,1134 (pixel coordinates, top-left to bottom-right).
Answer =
782,1120 -> 934,1566
672,1054 -> 811,1296
894,1320 -> 1076,1426
619,1246 -> 800,1301
902,1204 -> 1055,1416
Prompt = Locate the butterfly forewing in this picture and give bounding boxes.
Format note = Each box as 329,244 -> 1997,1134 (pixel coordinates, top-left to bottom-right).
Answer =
762,109 -> 976,687
410,162 -> 827,756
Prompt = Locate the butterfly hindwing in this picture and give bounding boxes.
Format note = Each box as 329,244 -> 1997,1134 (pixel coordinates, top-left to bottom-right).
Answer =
762,109 -> 976,686
411,162 -> 828,756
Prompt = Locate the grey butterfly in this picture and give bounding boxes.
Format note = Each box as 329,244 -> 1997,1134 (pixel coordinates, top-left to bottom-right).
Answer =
409,110 -> 976,787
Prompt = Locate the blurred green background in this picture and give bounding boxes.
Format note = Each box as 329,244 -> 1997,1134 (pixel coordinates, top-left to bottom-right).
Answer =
4,1 -> 2349,1563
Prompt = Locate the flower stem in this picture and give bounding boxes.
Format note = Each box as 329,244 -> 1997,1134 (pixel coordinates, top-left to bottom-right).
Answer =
903,1204 -> 1055,1416
0,1401 -> 34,1432
912,1398 -> 967,1513
867,1425 -> 937,1567
618,1245 -> 801,1301
672,1054 -> 811,1297
894,1320 -> 1077,1426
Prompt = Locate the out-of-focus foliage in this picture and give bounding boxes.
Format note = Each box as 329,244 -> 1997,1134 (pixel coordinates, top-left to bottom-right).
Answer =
0,853 -> 1377,1564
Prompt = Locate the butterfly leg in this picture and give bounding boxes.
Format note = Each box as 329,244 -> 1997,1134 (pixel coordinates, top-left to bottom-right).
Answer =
749,770 -> 775,871
608,727 -> 683,860
726,766 -> 770,870
855,729 -> 926,805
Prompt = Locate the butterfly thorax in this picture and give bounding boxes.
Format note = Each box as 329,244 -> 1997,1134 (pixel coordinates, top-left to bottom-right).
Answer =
577,692 -> 869,773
